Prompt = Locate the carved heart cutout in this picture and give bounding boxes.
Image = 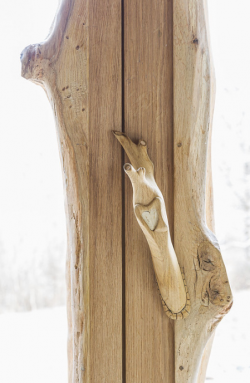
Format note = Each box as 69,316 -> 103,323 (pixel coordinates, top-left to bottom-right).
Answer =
142,208 -> 158,231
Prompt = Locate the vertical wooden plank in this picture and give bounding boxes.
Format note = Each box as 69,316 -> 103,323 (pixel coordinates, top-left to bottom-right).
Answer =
124,0 -> 175,382
89,1 -> 123,382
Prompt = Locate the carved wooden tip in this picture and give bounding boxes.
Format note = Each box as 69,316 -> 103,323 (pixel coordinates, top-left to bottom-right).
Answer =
137,167 -> 146,177
112,130 -> 130,142
112,130 -> 123,137
124,163 -> 132,172
112,131 -> 154,177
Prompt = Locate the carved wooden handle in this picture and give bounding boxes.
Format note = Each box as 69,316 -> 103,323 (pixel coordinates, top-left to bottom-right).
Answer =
114,131 -> 190,320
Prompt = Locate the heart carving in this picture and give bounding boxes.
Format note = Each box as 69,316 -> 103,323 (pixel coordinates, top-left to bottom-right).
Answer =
142,208 -> 159,231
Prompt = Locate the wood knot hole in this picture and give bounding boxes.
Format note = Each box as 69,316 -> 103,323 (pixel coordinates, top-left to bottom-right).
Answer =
179,366 -> 184,371
177,142 -> 182,147
193,38 -> 199,44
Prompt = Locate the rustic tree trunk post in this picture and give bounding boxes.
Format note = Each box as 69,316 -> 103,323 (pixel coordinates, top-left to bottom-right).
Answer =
173,2 -> 232,382
21,1 -> 123,381
21,0 -> 232,382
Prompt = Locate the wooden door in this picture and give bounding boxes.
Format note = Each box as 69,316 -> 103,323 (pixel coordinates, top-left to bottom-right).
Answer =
21,0 -> 232,382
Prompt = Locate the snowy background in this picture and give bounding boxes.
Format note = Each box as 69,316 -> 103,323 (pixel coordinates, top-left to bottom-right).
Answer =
0,0 -> 250,382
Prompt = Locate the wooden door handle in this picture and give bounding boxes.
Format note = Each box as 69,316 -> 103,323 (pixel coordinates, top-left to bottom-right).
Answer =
114,131 -> 190,320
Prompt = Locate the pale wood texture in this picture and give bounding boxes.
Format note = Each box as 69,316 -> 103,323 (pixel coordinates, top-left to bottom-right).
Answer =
21,0 -> 232,382
174,0 -> 232,382
123,0 -> 175,381
21,0 -> 123,382
114,132 -> 189,319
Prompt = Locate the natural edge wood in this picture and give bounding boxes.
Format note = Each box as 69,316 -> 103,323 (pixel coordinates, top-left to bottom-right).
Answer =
174,0 -> 233,382
21,0 -> 123,382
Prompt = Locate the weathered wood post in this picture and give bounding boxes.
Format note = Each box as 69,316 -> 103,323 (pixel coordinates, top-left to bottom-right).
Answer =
21,0 -> 232,382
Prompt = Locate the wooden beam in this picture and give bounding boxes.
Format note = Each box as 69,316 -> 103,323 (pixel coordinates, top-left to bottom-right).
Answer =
173,0 -> 232,381
123,0 -> 175,381
21,0 -> 123,382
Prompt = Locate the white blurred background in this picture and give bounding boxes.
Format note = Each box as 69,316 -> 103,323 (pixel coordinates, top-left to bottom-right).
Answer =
0,0 -> 249,382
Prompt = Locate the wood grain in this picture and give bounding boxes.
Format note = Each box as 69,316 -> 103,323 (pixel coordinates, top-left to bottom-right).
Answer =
21,0 -> 233,381
123,0 -> 174,381
21,0 -> 123,382
114,132 -> 189,319
173,0 -> 232,382
89,1 -> 122,382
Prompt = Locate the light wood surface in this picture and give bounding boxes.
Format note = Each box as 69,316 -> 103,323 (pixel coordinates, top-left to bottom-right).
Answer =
21,0 -> 123,382
21,0 -> 232,382
174,0 -> 232,382
123,0 -> 175,381
113,132 -> 189,319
